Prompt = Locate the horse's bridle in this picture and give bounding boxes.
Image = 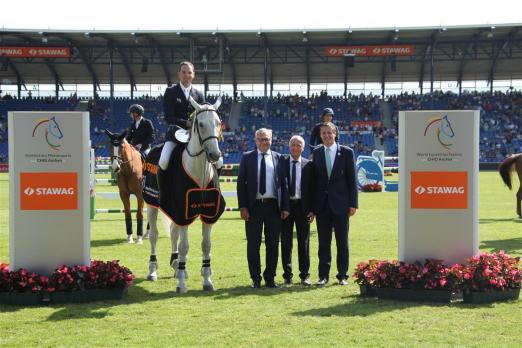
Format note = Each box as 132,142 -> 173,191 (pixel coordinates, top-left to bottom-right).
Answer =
185,106 -> 222,160
112,142 -> 141,173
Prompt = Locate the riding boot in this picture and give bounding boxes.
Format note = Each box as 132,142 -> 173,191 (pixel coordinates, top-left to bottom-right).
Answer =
125,217 -> 133,236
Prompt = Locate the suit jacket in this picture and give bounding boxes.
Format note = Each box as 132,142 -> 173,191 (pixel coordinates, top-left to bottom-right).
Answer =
311,144 -> 358,215
163,83 -> 205,129
237,150 -> 290,213
283,156 -> 313,215
126,117 -> 155,151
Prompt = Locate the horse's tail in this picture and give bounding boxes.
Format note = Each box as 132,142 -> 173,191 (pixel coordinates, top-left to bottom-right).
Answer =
499,154 -> 521,190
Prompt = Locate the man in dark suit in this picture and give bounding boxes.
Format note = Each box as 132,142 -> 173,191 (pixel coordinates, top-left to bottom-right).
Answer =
310,122 -> 358,286
237,128 -> 290,289
125,104 -> 155,155
159,61 -> 205,170
281,135 -> 314,286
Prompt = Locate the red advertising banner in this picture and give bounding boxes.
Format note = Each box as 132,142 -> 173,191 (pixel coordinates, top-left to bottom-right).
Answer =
0,164 -> 8,173
0,46 -> 71,58
325,45 -> 414,57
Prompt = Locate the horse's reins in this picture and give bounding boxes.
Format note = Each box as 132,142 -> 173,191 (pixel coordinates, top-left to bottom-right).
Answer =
185,106 -> 222,190
185,107 -> 222,160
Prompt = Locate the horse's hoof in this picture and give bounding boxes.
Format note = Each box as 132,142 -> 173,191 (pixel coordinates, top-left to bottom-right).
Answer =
147,274 -> 157,281
203,284 -> 214,292
176,286 -> 188,294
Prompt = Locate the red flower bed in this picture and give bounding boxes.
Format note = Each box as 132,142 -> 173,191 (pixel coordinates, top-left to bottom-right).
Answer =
353,251 -> 520,293
0,260 -> 134,294
360,183 -> 383,192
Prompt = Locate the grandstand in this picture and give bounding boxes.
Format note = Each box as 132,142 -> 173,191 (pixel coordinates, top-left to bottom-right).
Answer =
1,25 -> 522,164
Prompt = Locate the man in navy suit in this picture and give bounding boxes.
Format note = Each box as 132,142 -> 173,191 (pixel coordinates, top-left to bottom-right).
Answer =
310,122 -> 358,286
125,104 -> 155,155
281,135 -> 314,286
159,61 -> 205,170
237,128 -> 290,288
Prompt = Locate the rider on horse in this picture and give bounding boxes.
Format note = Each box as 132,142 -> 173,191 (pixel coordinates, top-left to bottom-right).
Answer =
126,104 -> 155,157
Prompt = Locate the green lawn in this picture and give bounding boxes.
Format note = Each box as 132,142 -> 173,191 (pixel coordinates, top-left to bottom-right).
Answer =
0,172 -> 520,347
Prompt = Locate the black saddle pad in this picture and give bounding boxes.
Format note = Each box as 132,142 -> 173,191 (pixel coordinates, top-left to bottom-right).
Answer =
142,145 -> 162,207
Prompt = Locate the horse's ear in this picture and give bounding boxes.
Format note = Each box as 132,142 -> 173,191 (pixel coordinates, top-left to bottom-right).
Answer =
120,130 -> 127,139
189,97 -> 201,112
213,97 -> 222,110
104,129 -> 113,137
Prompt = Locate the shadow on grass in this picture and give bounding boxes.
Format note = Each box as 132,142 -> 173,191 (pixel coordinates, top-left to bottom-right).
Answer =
292,294 -> 501,317
90,238 -> 127,248
479,217 -> 521,224
292,296 -> 437,317
43,277 -> 320,321
480,238 -> 522,253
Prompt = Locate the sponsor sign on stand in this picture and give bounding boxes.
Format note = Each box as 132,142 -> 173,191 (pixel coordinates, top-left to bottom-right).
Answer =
398,111 -> 479,265
8,112 -> 90,275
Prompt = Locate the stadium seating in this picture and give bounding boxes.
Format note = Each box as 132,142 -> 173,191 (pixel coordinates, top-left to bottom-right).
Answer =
0,91 -> 520,164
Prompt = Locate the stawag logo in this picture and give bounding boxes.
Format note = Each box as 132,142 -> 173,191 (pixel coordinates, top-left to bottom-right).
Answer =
414,186 -> 426,194
424,115 -> 455,150
20,172 -> 78,210
414,185 -> 465,195
24,187 -> 35,196
410,171 -> 467,209
32,116 -> 63,151
23,186 -> 75,196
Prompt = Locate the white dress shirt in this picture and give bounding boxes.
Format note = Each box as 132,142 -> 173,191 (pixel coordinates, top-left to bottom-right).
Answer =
324,143 -> 337,169
134,117 -> 142,129
180,83 -> 192,100
256,149 -> 276,199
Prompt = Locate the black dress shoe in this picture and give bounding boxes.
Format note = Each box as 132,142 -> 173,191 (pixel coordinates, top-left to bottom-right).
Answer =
251,280 -> 261,288
265,280 -> 278,288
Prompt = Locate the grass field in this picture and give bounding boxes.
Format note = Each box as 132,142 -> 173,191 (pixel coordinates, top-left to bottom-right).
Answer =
0,171 -> 520,347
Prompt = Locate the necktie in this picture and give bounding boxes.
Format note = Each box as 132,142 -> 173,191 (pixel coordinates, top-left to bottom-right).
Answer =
325,148 -> 332,179
290,160 -> 297,197
259,153 -> 266,195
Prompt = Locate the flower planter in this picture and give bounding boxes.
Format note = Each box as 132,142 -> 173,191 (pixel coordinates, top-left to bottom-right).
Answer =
1,292 -> 42,305
0,292 -> 12,305
376,288 -> 453,303
51,288 -> 127,304
358,284 -> 377,297
463,288 -> 520,304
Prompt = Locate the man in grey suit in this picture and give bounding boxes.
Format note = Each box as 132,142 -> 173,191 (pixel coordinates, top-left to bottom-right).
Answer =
237,128 -> 290,288
310,122 -> 358,286
281,135 -> 314,286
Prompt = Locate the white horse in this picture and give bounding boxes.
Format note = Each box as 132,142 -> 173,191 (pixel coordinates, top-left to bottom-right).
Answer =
147,97 -> 223,294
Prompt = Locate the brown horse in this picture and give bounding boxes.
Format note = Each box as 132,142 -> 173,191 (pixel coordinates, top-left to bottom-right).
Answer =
499,153 -> 522,218
105,129 -> 146,243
